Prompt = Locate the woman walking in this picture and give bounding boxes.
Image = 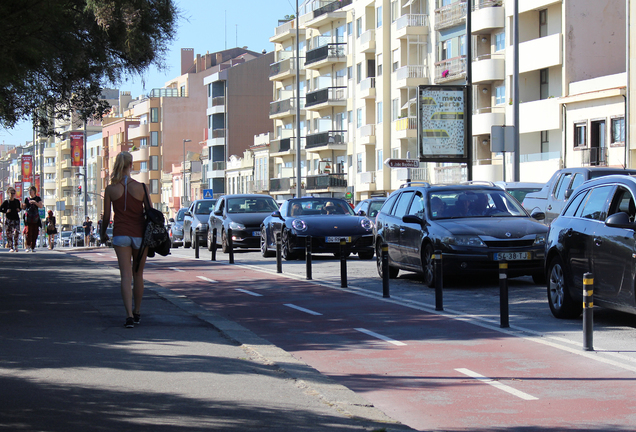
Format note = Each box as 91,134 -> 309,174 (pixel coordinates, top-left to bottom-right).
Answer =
0,187 -> 21,252
22,186 -> 43,252
45,210 -> 57,249
101,151 -> 148,328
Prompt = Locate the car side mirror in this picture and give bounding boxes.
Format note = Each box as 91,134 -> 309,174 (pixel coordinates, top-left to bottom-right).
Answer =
531,210 -> 545,221
402,214 -> 424,225
357,210 -> 366,216
214,209 -> 222,216
272,210 -> 283,220
564,189 -> 573,199
185,211 -> 192,217
606,212 -> 634,228
169,218 -> 174,223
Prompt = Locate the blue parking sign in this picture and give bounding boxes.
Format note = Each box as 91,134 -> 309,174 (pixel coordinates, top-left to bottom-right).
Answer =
202,189 -> 214,199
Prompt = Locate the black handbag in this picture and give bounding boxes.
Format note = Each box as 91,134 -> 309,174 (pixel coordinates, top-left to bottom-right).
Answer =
136,185 -> 170,271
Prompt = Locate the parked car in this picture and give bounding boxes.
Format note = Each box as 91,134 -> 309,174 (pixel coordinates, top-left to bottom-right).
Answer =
522,167 -> 636,226
545,174 -> 636,318
71,226 -> 84,247
494,181 -> 544,206
208,194 -> 279,252
183,199 -> 217,248
58,231 -> 72,247
103,227 -> 113,247
261,197 -> 375,260
169,208 -> 187,248
374,182 -> 548,286
353,197 -> 387,219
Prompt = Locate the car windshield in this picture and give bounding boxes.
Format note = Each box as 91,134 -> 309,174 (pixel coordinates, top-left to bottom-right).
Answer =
368,201 -> 385,217
506,188 -> 541,204
195,200 -> 216,214
176,209 -> 186,221
61,232 -> 71,238
287,198 -> 355,217
227,197 -> 279,213
429,190 -> 527,219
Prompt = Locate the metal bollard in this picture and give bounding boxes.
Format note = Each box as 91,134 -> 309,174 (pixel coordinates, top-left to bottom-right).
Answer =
227,227 -> 234,264
210,228 -> 217,261
194,228 -> 200,259
583,272 -> 594,351
305,236 -> 312,280
340,238 -> 347,288
434,250 -> 443,311
499,261 -> 509,328
382,244 -> 390,298
275,232 -> 282,273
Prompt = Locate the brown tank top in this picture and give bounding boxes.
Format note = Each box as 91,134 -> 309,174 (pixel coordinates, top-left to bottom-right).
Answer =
112,180 -> 145,238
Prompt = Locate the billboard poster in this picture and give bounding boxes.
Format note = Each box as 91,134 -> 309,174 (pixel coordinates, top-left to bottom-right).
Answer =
15,182 -> 22,201
417,85 -> 468,162
22,155 -> 33,184
35,174 -> 41,194
0,191 -> 3,203
70,131 -> 84,167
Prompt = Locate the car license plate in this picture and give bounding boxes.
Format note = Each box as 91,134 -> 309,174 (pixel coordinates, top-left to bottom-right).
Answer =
326,236 -> 351,243
494,252 -> 530,261
252,231 -> 260,236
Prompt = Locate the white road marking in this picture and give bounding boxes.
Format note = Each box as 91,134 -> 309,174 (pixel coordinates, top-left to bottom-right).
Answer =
236,289 -> 262,297
169,267 -> 185,272
197,276 -> 218,283
455,368 -> 538,401
354,328 -> 406,346
284,304 -> 322,316
96,253 -> 104,256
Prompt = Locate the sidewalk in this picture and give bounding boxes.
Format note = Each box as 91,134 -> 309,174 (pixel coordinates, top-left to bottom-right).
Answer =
0,249 -> 413,432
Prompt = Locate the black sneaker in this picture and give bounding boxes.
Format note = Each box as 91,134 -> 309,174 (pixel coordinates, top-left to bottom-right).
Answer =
124,317 -> 134,328
133,313 -> 141,325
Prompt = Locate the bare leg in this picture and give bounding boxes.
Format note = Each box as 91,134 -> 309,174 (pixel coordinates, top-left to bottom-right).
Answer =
114,245 -> 134,318
131,247 -> 148,314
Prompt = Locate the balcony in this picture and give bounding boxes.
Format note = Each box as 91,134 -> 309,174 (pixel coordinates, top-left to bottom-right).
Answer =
358,29 -> 376,53
132,146 -> 149,162
579,147 -> 609,167
396,65 -> 429,88
60,140 -> 71,151
134,170 -> 149,183
304,87 -> 347,112
471,0 -> 504,34
208,128 -> 226,145
516,33 -> 563,74
43,147 -> 56,157
435,0 -> 467,31
305,43 -> 346,69
269,177 -> 292,193
269,95 -> 305,119
434,56 -> 467,83
128,123 -> 149,140
394,117 -> 417,139
304,0 -> 351,28
61,177 -> 76,188
253,180 -> 269,193
306,173 -> 347,191
359,77 -> 376,99
356,171 -> 376,193
359,124 -> 376,146
207,96 -> 225,114
64,196 -> 75,207
270,19 -> 306,43
472,53 -> 505,84
394,14 -> 429,39
269,56 -> 305,81
472,106 -> 506,136
519,98 -> 560,134
305,130 -> 347,152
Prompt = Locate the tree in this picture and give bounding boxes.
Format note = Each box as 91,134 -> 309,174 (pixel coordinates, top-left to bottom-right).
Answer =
0,0 -> 179,134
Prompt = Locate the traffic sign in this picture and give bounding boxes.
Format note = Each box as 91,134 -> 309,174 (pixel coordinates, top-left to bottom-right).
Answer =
202,189 -> 214,199
384,158 -> 420,168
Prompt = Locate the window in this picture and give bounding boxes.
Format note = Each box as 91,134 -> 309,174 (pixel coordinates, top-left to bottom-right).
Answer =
391,0 -> 398,22
377,6 -> 383,27
392,148 -> 399,159
495,32 -> 505,51
570,173 -> 585,193
150,131 -> 159,146
357,108 -> 362,128
408,193 -> 425,216
539,9 -> 548,38
377,149 -> 383,170
460,35 -> 466,56
150,107 -> 159,123
180,85 -> 186,97
575,123 -> 587,147
139,137 -> 148,147
541,131 -> 549,153
580,186 -> 612,221
391,191 -> 414,217
540,68 -> 549,99
377,101 -> 383,123
356,17 -> 362,38
377,54 -> 383,76
612,117 -> 625,145
553,173 -> 572,200
392,98 -> 399,121
347,66 -> 353,81
357,153 -> 362,172
563,190 -> 588,217
149,155 -> 159,171
140,161 -> 148,172
347,21 -> 352,36
495,86 -> 505,105
150,179 -> 159,194
392,49 -> 399,72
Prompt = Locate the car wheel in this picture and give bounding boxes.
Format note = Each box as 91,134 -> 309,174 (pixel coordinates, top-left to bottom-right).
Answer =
261,227 -> 275,257
221,230 -> 229,253
281,230 -> 296,261
547,256 -> 581,319
421,243 -> 435,288
358,250 -> 374,260
376,242 -> 399,279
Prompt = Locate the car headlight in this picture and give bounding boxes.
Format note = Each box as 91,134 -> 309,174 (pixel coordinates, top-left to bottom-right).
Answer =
291,219 -> 307,231
229,221 -> 245,230
442,235 -> 486,247
360,218 -> 373,230
534,234 -> 546,245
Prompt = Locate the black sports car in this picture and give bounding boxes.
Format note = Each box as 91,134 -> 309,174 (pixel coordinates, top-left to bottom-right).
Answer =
260,197 -> 375,260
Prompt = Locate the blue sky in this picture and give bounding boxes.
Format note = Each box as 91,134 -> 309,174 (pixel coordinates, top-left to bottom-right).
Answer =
0,0 -> 296,146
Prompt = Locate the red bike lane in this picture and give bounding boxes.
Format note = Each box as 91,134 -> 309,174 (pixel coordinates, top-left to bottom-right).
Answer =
77,250 -> 636,431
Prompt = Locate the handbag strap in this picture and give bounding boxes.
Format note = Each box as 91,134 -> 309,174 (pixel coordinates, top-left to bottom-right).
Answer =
141,183 -> 151,213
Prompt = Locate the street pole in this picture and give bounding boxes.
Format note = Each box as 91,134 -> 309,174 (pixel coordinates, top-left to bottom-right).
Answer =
83,121 -> 87,221
183,139 -> 191,207
513,0 -> 520,181
295,0 -> 302,198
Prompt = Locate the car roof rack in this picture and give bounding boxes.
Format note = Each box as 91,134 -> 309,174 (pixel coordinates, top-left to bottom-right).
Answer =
459,180 -> 495,186
399,181 -> 431,189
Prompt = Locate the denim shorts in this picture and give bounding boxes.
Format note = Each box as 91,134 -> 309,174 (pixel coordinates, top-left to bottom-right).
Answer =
112,236 -> 143,249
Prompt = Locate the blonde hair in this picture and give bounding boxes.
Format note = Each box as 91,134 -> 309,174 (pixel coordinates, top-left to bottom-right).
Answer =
110,151 -> 133,185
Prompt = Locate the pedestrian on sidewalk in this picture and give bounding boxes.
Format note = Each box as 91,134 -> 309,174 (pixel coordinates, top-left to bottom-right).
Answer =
83,216 -> 93,247
96,214 -> 103,246
45,210 -> 57,249
101,151 -> 148,328
22,186 -> 43,253
0,187 -> 21,252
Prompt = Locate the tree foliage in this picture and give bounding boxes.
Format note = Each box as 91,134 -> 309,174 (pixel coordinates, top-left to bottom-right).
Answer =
0,0 -> 178,134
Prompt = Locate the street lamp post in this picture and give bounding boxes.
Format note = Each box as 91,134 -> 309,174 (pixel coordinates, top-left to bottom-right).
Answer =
182,139 -> 191,207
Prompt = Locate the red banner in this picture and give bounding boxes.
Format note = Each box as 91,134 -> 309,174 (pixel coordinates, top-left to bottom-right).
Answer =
34,174 -> 41,194
0,191 -> 4,203
22,155 -> 33,184
15,182 -> 22,201
70,132 -> 84,167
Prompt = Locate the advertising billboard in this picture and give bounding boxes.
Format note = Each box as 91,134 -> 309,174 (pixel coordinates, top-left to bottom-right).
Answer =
21,155 -> 33,184
70,131 -> 84,167
34,174 -> 41,194
15,182 -> 22,201
417,85 -> 469,163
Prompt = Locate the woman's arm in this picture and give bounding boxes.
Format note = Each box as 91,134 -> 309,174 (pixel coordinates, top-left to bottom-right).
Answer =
101,187 -> 112,240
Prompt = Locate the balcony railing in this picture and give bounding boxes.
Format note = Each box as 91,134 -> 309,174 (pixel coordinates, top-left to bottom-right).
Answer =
305,87 -> 347,107
395,13 -> 429,30
473,0 -> 503,11
270,97 -> 305,116
253,179 -> 269,192
269,56 -> 303,78
306,173 -> 347,190
306,130 -> 347,149
396,65 -> 428,81
434,0 -> 467,30
208,128 -> 226,139
395,117 -> 417,131
580,147 -> 608,167
210,161 -> 226,171
211,96 -> 225,107
360,77 -> 376,92
434,55 -> 467,81
270,177 -> 292,192
305,43 -> 346,65
312,0 -> 351,19
149,88 -> 186,98
360,29 -> 375,45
